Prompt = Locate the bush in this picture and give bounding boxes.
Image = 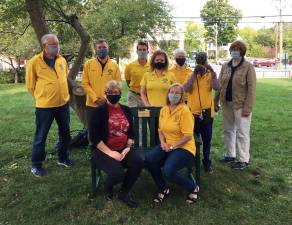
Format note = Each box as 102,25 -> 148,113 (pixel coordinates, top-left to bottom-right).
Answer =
0,71 -> 14,84
0,68 -> 25,84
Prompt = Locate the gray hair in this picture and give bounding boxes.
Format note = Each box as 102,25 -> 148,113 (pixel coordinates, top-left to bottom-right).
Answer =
174,49 -> 186,57
41,34 -> 58,46
105,80 -> 122,93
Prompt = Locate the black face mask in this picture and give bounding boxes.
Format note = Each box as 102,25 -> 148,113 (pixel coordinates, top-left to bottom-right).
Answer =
154,62 -> 166,70
176,58 -> 186,66
106,94 -> 121,104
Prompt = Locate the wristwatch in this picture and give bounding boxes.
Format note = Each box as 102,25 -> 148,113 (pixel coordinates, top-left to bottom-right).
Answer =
170,145 -> 174,151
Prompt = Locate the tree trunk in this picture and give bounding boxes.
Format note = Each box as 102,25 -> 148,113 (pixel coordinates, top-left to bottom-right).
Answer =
66,15 -> 90,127
25,0 -> 49,46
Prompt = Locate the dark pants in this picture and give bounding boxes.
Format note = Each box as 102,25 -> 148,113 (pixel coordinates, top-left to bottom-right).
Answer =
31,103 -> 71,167
194,116 -> 213,169
93,148 -> 143,194
145,145 -> 196,193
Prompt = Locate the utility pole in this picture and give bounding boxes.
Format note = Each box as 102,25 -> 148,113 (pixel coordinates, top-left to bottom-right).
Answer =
275,23 -> 279,68
279,0 -> 283,69
215,23 -> 218,63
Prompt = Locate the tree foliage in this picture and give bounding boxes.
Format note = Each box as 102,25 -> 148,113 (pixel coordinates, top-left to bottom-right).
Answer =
184,22 -> 206,55
200,0 -> 242,45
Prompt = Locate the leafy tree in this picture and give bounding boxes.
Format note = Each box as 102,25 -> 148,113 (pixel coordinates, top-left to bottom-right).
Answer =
200,0 -> 242,45
184,22 -> 206,55
283,23 -> 292,60
0,0 -> 173,124
83,0 -> 173,59
254,28 -> 274,48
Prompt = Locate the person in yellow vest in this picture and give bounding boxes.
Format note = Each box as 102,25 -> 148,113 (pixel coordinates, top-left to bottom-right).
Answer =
26,34 -> 72,177
145,83 -> 199,204
183,52 -> 220,173
170,49 -> 192,85
170,49 -> 193,103
82,39 -> 122,125
125,41 -> 150,107
140,50 -> 176,106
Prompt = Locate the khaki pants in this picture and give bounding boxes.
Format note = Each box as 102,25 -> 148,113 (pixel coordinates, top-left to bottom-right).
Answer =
222,102 -> 252,163
127,91 -> 144,107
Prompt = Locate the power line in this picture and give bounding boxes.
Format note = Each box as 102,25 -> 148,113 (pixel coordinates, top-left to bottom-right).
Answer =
172,15 -> 292,19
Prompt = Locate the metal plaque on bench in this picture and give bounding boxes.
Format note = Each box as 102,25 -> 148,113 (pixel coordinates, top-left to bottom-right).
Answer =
138,109 -> 150,117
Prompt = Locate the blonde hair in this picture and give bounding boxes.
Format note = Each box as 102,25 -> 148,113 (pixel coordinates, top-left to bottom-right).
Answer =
104,80 -> 122,93
165,83 -> 185,105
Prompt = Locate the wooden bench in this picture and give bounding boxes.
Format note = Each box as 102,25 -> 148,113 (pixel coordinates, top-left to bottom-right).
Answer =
90,106 -> 201,196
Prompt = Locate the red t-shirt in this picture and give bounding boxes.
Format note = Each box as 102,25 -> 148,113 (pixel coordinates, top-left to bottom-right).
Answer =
106,104 -> 129,151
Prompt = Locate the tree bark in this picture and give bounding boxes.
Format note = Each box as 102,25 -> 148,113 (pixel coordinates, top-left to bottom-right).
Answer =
25,0 -> 49,46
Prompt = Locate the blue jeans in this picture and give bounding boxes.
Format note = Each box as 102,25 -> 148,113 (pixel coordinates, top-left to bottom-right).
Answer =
31,103 -> 71,167
194,116 -> 213,169
145,145 -> 196,193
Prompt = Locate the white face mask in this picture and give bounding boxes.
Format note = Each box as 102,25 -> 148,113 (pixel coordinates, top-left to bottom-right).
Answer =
168,93 -> 181,105
137,50 -> 148,60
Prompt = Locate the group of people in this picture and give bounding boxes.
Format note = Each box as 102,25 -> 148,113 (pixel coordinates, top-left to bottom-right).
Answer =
25,34 -> 256,208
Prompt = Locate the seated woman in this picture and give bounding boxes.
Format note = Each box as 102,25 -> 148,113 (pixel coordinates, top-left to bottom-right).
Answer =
88,80 -> 143,208
145,83 -> 199,204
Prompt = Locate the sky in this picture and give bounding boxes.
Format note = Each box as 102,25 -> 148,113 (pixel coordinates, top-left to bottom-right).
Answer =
166,0 -> 292,29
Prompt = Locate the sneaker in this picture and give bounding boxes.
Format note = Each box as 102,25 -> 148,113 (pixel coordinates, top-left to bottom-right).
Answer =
231,162 -> 249,170
57,159 -> 73,168
31,166 -> 44,177
118,192 -> 138,208
220,157 -> 236,164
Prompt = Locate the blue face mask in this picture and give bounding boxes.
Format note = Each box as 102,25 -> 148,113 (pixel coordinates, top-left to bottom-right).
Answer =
230,51 -> 241,59
97,48 -> 108,59
168,93 -> 181,105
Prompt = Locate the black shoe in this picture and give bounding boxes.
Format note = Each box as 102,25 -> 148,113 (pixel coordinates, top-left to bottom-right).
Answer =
104,191 -> 114,201
220,157 -> 236,164
118,192 -> 138,208
204,165 -> 214,174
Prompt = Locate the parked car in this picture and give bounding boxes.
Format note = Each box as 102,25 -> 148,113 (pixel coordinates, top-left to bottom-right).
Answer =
253,59 -> 275,67
217,59 -> 228,65
186,58 -> 196,68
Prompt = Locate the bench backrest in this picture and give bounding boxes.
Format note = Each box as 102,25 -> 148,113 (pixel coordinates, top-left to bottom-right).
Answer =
130,106 -> 161,151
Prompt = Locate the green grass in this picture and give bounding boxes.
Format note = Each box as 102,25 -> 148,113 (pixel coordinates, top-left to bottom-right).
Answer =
0,80 -> 292,225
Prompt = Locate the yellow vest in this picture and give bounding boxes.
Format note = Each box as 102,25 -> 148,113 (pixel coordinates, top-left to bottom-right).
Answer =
169,65 -> 193,101
187,71 -> 215,117
25,51 -> 69,108
159,104 -> 196,155
82,57 -> 122,107
124,60 -> 150,93
169,65 -> 192,85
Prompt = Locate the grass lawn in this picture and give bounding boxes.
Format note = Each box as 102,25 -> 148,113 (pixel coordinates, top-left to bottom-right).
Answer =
0,79 -> 292,225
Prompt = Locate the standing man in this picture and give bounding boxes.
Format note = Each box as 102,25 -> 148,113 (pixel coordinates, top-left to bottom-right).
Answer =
184,52 -> 220,173
170,49 -> 193,102
125,41 -> 150,107
26,34 -> 72,177
170,49 -> 192,85
82,39 -> 122,124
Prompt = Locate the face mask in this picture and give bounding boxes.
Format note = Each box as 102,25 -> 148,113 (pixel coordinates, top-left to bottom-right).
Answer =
168,93 -> 181,105
137,51 -> 148,60
176,58 -> 186,66
154,62 -> 166,70
230,51 -> 241,59
97,48 -> 108,59
106,94 -> 121,104
48,46 -> 60,56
